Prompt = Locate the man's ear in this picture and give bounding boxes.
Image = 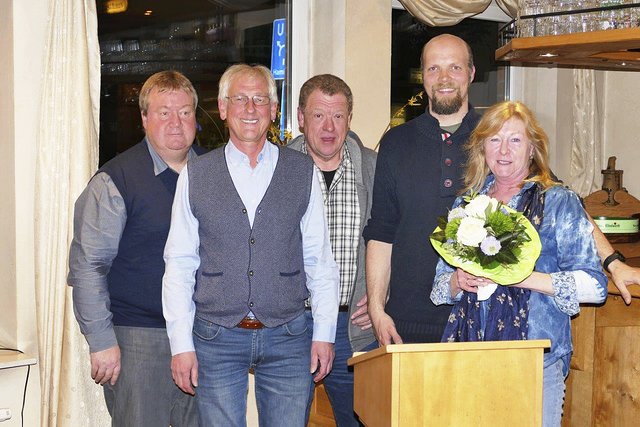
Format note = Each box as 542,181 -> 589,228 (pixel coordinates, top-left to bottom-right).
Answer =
141,111 -> 148,132
218,98 -> 227,121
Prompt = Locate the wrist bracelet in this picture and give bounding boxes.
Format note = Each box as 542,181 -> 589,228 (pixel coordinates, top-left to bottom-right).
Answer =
603,250 -> 626,273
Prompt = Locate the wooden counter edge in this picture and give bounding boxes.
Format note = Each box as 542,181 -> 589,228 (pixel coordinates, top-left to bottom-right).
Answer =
347,339 -> 551,366
607,279 -> 640,300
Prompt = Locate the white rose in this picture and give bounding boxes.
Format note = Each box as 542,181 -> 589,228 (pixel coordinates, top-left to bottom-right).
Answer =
464,195 -> 498,220
456,217 -> 488,247
447,207 -> 467,221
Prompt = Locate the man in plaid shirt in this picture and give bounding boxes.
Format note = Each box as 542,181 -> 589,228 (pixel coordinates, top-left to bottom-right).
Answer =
289,74 -> 377,426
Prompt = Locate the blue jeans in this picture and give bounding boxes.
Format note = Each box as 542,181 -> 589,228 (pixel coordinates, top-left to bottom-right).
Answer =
104,326 -> 197,427
193,313 -> 312,427
305,311 -> 377,427
543,358 -> 567,426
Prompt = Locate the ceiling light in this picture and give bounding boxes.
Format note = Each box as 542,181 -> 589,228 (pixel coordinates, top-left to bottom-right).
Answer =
539,53 -> 558,58
105,0 -> 128,14
144,10 -> 153,16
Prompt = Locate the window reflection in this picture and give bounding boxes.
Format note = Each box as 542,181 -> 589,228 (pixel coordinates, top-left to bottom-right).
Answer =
97,0 -> 289,165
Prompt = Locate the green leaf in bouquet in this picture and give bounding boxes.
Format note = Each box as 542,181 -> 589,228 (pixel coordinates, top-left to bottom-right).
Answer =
462,191 -> 477,204
444,218 -> 461,240
430,229 -> 446,243
495,248 -> 519,265
487,210 -> 517,235
437,215 -> 448,230
484,201 -> 501,221
478,252 -> 502,268
498,231 -> 519,244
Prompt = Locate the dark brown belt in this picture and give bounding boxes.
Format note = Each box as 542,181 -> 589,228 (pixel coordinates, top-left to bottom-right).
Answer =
305,305 -> 349,312
237,316 -> 265,329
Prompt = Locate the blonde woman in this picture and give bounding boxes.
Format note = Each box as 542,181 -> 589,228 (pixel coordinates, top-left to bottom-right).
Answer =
431,101 -> 607,426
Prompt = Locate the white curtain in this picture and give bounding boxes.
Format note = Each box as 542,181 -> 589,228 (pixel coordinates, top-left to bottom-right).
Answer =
34,0 -> 110,425
398,0 -> 518,26
495,0 -> 518,19
568,69 -> 601,197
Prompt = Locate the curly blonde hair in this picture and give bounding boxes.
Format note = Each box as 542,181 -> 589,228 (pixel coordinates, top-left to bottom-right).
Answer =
462,101 -> 558,194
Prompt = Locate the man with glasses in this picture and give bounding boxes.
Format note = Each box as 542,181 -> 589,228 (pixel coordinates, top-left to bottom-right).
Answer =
162,63 -> 340,426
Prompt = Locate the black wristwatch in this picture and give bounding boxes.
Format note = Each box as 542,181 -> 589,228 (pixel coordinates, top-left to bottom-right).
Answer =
603,250 -> 626,273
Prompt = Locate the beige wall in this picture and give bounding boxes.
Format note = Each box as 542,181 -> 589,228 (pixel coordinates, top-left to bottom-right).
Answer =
345,0 -> 392,149
0,0 -> 44,425
292,0 -> 391,150
602,71 -> 640,198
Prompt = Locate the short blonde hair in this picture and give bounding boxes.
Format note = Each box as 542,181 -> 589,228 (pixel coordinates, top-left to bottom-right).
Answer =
139,70 -> 197,115
218,64 -> 278,103
462,101 -> 558,194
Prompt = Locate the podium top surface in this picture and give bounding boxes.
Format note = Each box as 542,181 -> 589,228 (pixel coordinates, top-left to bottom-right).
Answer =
347,339 -> 551,366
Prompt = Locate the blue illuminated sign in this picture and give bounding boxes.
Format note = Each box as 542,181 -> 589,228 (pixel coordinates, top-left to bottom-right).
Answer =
271,18 -> 286,80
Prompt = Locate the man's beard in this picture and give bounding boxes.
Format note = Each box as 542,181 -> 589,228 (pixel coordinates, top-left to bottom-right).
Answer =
429,88 -> 464,116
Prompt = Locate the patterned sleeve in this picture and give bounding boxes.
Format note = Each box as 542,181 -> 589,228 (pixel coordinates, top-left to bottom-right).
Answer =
431,264 -> 456,305
550,271 -> 579,316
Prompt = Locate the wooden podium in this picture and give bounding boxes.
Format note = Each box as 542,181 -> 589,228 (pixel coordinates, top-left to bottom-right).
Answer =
347,340 -> 550,427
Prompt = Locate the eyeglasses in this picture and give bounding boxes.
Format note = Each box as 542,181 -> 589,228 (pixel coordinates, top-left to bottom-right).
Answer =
225,95 -> 271,106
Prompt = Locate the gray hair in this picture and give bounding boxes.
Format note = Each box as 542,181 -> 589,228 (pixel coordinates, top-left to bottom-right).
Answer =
218,64 -> 278,103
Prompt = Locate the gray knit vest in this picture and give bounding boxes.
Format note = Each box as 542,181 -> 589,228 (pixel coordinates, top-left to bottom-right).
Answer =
188,144 -> 314,327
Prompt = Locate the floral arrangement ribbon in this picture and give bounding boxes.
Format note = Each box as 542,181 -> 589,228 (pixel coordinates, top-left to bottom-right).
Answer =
430,194 -> 542,285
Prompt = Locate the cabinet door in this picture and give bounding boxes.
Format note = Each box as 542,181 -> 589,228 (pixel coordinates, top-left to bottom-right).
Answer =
593,297 -> 640,426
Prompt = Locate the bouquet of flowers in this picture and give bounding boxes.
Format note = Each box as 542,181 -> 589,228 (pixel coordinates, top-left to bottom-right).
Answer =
430,193 -> 542,285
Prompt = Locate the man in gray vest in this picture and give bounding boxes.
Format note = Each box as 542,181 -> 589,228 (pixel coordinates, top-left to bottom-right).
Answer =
288,74 -> 377,426
162,63 -> 340,426
68,70 -> 201,426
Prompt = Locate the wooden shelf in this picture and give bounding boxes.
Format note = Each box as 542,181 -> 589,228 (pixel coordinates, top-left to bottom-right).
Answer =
496,27 -> 640,71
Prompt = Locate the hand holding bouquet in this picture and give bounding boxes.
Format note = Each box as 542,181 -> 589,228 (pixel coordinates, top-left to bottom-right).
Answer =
430,194 -> 541,285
